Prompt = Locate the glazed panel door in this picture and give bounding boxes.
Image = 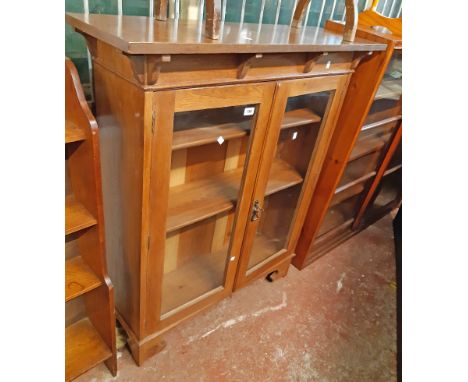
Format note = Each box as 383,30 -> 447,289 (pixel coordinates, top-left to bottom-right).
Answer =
147,82 -> 276,330
234,74 -> 351,288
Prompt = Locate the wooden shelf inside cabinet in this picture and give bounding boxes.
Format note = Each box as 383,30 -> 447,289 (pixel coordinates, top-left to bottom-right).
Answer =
331,181 -> 367,208
282,108 -> 322,129
172,121 -> 250,151
65,318 -> 112,381
171,108 -> 321,151
162,248 -> 227,315
66,121 -> 87,144
384,163 -> 402,177
318,195 -> 361,237
167,159 -> 303,233
65,256 -> 102,302
65,195 -> 97,235
374,78 -> 401,101
361,115 -> 402,132
349,132 -> 391,162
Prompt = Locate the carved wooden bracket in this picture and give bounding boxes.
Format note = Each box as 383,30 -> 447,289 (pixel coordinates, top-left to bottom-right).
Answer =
343,0 -> 358,42
351,51 -> 372,70
76,31 -> 98,59
126,54 -> 171,86
154,0 -> 168,21
237,54 -> 263,79
303,52 -> 326,73
205,0 -> 222,40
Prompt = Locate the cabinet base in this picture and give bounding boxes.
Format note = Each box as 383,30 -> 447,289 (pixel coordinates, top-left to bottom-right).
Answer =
115,311 -> 167,366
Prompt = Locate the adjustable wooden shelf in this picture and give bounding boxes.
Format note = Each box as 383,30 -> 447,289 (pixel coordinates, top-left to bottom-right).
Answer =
65,58 -> 117,381
66,6 -> 385,365
293,0 -> 402,269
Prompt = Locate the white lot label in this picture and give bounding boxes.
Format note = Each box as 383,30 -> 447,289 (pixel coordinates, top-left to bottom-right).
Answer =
292,131 -> 298,140
217,136 -> 225,145
325,61 -> 331,69
244,107 -> 255,116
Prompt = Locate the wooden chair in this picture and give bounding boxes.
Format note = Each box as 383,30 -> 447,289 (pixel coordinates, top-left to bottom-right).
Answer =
155,0 -> 359,42
358,0 -> 402,37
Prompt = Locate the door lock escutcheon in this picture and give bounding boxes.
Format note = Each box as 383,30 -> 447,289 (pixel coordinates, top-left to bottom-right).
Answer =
251,200 -> 264,221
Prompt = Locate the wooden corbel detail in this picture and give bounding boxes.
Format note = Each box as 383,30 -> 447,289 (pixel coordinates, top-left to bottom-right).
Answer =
343,0 -> 358,42
205,0 -> 222,40
74,30 -> 98,59
237,54 -> 263,79
154,0 -> 168,21
303,52 -> 326,73
291,0 -> 311,29
126,54 -> 171,86
351,51 -> 373,70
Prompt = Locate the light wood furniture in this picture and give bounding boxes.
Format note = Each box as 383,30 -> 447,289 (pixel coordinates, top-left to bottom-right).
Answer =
66,11 -> 386,365
65,58 -> 117,381
293,2 -> 402,269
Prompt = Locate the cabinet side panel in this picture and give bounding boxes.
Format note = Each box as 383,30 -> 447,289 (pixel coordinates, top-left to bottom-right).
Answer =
94,64 -> 145,337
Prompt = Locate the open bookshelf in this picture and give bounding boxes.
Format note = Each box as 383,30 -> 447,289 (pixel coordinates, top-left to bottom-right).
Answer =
65,195 -> 97,235
65,58 -> 117,381
65,318 -> 113,381
65,256 -> 102,302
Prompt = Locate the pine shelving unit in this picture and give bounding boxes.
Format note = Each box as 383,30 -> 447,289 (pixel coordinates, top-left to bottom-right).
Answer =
293,1 -> 402,269
65,58 -> 117,381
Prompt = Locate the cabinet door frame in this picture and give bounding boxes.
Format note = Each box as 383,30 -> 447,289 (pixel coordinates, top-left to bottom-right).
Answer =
234,74 -> 351,289
144,82 -> 276,334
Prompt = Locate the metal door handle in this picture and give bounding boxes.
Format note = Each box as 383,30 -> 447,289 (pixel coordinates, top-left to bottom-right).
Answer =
251,200 -> 264,221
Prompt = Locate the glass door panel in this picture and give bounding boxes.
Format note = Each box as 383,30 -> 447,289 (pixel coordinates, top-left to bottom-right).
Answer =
370,169 -> 402,211
365,50 -> 402,125
161,103 -> 258,315
247,91 -> 334,270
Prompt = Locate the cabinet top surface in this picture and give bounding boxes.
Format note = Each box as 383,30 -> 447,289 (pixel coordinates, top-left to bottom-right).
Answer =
66,13 -> 386,55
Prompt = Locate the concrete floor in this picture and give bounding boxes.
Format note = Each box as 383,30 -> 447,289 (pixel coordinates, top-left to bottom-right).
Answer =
78,215 -> 397,382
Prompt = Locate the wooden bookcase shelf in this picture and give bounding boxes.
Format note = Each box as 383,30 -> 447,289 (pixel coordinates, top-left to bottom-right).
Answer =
361,115 -> 402,132
349,132 -> 390,162
66,121 -> 87,144
65,58 -> 116,381
65,256 -> 102,302
171,108 -> 321,151
374,78 -> 402,101
172,121 -> 250,151
65,318 -> 112,381
65,195 -> 97,235
282,108 -> 322,129
384,163 -> 402,177
335,170 -> 376,195
162,249 -> 226,315
317,194 -> 361,237
167,159 -> 303,233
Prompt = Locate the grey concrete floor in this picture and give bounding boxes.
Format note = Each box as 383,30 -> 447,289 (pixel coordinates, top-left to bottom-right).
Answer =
77,214 -> 397,382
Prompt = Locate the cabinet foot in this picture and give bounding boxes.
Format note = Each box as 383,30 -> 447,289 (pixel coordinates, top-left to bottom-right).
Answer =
265,260 -> 290,282
116,311 -> 167,366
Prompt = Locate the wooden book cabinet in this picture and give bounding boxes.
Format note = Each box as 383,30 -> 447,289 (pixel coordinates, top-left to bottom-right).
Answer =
66,12 -> 386,365
293,1 -> 402,269
65,58 -> 117,380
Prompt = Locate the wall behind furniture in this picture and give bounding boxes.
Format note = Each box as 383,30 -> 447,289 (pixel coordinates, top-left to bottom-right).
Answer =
65,0 -> 402,99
